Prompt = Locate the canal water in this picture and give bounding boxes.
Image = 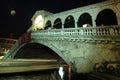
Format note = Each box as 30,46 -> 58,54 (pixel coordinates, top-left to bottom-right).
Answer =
0,67 -> 72,80
0,66 -> 87,80
0,69 -> 59,80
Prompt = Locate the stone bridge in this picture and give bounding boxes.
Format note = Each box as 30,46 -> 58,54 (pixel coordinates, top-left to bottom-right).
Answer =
3,0 -> 120,73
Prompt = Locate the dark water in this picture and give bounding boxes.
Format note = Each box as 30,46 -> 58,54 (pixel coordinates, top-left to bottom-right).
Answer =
0,68 -> 88,80
0,69 -> 59,80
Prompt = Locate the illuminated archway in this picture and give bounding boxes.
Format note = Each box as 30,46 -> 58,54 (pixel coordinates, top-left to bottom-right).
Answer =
53,18 -> 62,29
64,15 -> 75,28
77,13 -> 92,27
96,9 -> 118,26
45,20 -> 52,29
33,15 -> 44,30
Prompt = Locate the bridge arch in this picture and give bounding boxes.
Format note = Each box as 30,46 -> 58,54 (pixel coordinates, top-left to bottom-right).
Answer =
77,13 -> 92,27
96,9 -> 118,26
64,15 -> 75,28
53,18 -> 62,29
14,43 -> 62,60
45,20 -> 52,29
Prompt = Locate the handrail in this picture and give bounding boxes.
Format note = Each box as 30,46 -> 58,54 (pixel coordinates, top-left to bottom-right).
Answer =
32,25 -> 120,42
0,38 -> 17,45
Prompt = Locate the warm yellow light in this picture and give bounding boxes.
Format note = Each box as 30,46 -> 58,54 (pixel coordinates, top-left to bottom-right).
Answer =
83,24 -> 87,27
10,10 -> 16,16
0,56 -> 4,60
34,15 -> 43,30
82,24 -> 91,27
68,16 -> 71,20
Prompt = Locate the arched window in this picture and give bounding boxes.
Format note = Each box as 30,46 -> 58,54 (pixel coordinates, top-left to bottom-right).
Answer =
64,15 -> 75,28
96,9 -> 118,26
78,13 -> 92,27
53,18 -> 62,29
45,20 -> 52,29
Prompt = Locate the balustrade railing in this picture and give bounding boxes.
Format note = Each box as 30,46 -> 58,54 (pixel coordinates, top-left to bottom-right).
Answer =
32,25 -> 120,42
0,38 -> 17,45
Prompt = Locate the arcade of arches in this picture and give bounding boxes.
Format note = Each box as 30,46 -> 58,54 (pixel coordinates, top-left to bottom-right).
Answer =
45,9 -> 118,29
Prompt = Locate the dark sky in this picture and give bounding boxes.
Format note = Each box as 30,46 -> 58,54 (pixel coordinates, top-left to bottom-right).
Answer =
0,0 -> 106,39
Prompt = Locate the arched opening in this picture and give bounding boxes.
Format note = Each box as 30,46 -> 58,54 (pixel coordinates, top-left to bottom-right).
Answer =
33,15 -> 44,30
64,15 -> 75,28
14,43 -> 62,59
53,18 -> 62,29
96,9 -> 118,26
78,13 -> 92,27
45,20 -> 52,29
13,43 -> 71,80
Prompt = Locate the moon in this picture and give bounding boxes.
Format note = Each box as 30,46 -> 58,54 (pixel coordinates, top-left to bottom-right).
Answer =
10,10 -> 16,16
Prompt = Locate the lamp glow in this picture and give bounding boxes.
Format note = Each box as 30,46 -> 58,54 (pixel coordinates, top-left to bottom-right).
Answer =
34,15 -> 43,30
59,67 -> 64,79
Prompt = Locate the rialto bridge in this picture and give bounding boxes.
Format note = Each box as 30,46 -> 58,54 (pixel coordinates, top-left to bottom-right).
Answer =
3,0 -> 120,73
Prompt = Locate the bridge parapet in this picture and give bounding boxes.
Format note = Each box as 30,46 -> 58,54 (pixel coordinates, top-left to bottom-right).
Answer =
2,42 -> 20,59
32,25 -> 120,43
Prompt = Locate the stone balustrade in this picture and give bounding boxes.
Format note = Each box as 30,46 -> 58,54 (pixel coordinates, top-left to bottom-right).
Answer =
32,25 -> 120,42
0,38 -> 17,45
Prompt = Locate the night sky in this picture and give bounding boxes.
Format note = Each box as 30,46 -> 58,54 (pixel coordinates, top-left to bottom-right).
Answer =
0,0 -> 106,39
